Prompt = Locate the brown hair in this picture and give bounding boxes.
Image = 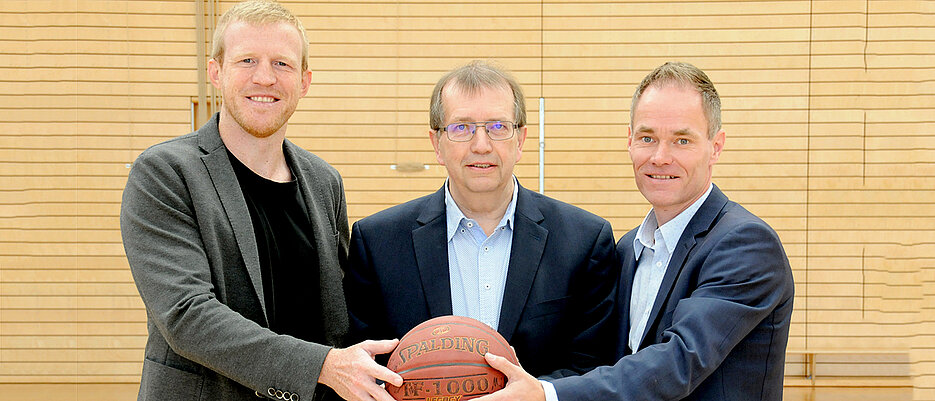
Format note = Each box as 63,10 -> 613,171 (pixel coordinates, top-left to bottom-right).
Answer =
631,61 -> 721,138
429,60 -> 526,131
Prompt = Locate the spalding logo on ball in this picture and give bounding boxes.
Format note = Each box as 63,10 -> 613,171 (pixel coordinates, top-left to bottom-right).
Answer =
386,315 -> 519,401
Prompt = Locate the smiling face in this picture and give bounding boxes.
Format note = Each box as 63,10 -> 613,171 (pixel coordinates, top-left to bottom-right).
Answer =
430,83 -> 527,206
628,83 -> 725,225
208,20 -> 310,139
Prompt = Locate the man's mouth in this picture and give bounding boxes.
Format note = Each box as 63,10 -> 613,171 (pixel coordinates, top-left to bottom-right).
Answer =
248,96 -> 278,103
468,163 -> 495,168
648,174 -> 677,179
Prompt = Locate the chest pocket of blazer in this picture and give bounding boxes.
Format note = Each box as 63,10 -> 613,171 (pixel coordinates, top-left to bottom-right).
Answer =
524,296 -> 570,320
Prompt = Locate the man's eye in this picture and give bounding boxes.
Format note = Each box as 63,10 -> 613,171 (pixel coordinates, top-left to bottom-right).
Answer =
678,138 -> 690,145
490,122 -> 505,130
241,58 -> 254,64
640,136 -> 653,143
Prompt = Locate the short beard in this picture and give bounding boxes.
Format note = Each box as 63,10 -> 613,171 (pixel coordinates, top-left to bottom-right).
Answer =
231,108 -> 290,139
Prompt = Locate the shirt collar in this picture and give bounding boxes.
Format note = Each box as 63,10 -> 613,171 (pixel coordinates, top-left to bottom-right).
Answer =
632,183 -> 714,259
444,176 -> 519,241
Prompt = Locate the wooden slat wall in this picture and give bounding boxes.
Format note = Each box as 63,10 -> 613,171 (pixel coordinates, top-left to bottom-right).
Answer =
1,0 -> 81,383
1,0 -> 933,398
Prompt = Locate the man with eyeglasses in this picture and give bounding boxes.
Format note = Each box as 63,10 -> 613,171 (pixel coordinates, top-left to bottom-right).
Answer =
343,60 -> 619,377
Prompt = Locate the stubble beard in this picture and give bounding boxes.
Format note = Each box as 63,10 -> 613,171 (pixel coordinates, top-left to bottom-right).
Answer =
232,105 -> 292,139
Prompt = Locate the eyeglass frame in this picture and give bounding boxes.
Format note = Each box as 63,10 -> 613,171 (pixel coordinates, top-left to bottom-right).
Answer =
436,120 -> 519,142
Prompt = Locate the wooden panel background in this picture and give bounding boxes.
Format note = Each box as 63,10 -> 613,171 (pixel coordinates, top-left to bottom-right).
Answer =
1,0 -> 933,399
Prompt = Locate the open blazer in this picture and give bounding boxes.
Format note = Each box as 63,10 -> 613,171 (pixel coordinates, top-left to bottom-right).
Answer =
121,114 -> 349,401
344,184 -> 619,377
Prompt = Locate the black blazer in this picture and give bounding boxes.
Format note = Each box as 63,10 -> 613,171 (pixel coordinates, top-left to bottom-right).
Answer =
552,185 -> 794,401
344,183 -> 618,377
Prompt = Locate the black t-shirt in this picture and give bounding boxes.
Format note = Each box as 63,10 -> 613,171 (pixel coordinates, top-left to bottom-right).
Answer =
228,150 -> 325,345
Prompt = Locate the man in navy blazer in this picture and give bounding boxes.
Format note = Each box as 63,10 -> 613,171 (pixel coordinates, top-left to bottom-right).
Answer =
344,61 -> 618,377
479,62 -> 794,401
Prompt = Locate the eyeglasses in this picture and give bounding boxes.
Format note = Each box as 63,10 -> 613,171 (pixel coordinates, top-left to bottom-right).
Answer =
439,121 -> 517,142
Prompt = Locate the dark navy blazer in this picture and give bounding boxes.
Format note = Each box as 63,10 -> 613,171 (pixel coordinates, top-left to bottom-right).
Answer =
552,185 -> 794,401
344,183 -> 619,377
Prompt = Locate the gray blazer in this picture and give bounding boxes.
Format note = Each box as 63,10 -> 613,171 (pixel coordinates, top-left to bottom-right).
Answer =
121,114 -> 349,401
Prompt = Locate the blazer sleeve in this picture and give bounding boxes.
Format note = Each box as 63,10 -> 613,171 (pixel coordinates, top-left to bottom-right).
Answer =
552,219 -> 791,401
542,219 -> 619,379
121,149 -> 332,398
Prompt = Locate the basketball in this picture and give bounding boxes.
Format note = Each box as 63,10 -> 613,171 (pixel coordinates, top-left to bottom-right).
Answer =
385,315 -> 519,401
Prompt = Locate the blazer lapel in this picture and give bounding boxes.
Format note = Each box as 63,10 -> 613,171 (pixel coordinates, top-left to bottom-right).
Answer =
617,236 -> 638,354
198,115 -> 267,322
498,187 -> 547,341
412,187 -> 454,317
638,185 -> 729,350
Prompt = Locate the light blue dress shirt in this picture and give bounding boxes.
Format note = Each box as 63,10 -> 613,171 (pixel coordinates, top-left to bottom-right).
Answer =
542,184 -> 713,401
444,177 -> 518,330
628,184 -> 713,353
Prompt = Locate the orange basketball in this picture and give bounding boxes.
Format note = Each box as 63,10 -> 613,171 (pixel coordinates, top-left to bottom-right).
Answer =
385,315 -> 518,401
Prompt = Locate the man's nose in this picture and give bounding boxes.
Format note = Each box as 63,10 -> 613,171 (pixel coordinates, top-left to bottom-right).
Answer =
470,125 -> 493,153
252,62 -> 276,85
650,142 -> 672,164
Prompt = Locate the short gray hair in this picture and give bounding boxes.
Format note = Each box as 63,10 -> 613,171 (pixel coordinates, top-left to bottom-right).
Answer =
429,60 -> 526,131
631,62 -> 721,138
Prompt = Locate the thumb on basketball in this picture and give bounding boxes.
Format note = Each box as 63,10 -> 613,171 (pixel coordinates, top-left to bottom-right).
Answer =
479,353 -> 543,401
484,352 -> 520,378
360,338 -> 399,357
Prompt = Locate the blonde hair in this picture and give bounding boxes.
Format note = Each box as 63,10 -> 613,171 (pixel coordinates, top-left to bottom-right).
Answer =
211,0 -> 309,71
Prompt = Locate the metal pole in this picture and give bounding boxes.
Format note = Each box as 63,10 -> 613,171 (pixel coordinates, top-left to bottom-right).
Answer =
538,97 -> 545,194
194,0 -> 207,128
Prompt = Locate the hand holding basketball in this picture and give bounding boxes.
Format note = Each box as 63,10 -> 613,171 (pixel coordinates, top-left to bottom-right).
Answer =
318,339 -> 403,401
472,352 -> 545,401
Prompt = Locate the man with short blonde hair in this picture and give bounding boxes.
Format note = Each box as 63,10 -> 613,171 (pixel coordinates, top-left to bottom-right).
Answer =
122,2 -> 401,400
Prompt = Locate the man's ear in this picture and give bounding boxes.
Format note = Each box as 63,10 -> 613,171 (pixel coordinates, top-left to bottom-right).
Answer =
515,126 -> 528,160
207,58 -> 221,89
300,69 -> 312,96
710,129 -> 726,165
430,130 -> 445,166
